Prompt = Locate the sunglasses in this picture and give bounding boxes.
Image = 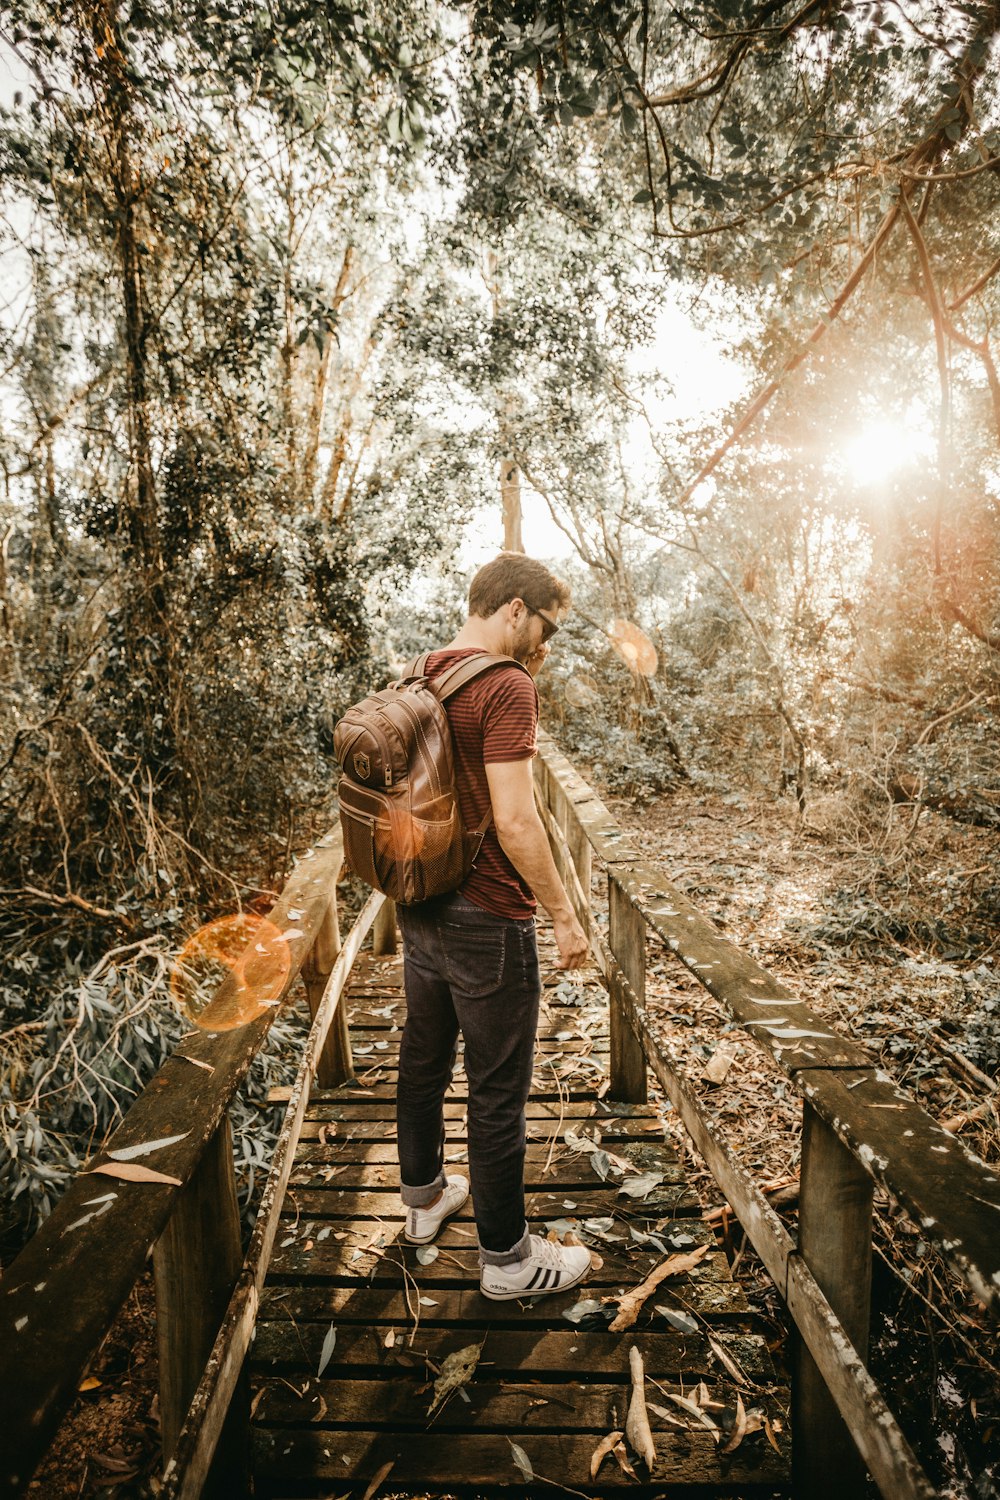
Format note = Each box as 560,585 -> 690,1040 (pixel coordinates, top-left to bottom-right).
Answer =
524,603 -> 560,644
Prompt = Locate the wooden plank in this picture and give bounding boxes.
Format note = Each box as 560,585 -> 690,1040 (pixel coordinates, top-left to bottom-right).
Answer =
341,1029 -> 609,1053
298,1114 -> 668,1142
320,1069 -> 611,1101
288,1139 -> 684,1187
251,1425 -> 789,1489
303,1096 -> 661,1120
290,1139 -> 678,1169
0,833 -> 346,1500
251,1376 -> 785,1436
256,1275 -> 747,1322
286,1159 -> 689,1190
249,1325 -> 777,1384
276,1184 -> 702,1221
302,900 -> 350,1089
264,1213 -> 713,1261
371,898 -> 398,956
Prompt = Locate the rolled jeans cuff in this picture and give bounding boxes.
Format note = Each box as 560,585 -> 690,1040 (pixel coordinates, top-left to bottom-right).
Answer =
400,1168 -> 448,1208
479,1226 -> 531,1267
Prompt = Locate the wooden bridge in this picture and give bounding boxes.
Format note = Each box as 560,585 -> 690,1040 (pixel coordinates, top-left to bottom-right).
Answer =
1,736 -> 998,1498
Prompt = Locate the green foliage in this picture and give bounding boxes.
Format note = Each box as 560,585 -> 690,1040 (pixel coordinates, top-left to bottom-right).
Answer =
0,944 -> 305,1247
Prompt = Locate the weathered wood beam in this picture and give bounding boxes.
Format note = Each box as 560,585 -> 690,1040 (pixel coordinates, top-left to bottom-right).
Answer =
302,896 -> 350,1088
372,897 -> 397,956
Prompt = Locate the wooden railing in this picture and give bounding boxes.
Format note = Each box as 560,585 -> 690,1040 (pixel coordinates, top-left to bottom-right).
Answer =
534,731 -> 1000,1500
0,826 -> 397,1499
2,740 -> 997,1499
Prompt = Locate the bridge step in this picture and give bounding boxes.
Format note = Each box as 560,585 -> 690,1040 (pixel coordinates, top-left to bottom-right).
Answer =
251,944 -> 790,1495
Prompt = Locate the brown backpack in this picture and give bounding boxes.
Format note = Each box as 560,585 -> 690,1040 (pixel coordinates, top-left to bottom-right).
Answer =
333,652 -> 531,905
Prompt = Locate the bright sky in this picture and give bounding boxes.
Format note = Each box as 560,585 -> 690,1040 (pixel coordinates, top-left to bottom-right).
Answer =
458,296 -> 751,565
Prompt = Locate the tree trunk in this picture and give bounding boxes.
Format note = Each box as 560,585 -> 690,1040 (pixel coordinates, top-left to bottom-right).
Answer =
281,147 -> 298,493
303,245 -> 354,505
500,456 -> 523,552
486,249 -> 523,553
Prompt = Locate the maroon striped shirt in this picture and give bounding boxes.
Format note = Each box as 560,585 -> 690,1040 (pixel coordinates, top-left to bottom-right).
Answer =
424,649 -> 538,920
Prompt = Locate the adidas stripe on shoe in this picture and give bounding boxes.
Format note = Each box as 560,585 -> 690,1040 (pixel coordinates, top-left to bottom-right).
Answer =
480,1233 -> 592,1301
403,1174 -> 469,1244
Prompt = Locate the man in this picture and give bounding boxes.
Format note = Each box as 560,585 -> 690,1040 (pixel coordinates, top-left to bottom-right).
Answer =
396,552 -> 593,1299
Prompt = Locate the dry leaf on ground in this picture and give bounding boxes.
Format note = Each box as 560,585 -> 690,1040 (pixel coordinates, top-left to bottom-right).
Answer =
607,1244 -> 710,1331
612,1440 -> 638,1478
359,1459 -> 395,1500
428,1341 -> 483,1417
590,1430 -> 624,1479
88,1162 -> 182,1187
625,1345 -> 657,1471
719,1393 -> 748,1454
657,1391 -> 721,1438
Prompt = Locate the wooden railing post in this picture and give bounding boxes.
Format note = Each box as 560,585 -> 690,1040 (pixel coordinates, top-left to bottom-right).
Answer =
153,1116 -> 248,1498
303,896 -> 352,1088
607,876 -> 647,1103
372,898 -> 397,956
792,1099 -> 874,1498
565,819 -> 592,920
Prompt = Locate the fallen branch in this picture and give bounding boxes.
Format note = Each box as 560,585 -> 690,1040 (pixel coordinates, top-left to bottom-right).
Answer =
704,1174 -> 799,1225
606,1244 -> 710,1331
941,1094 -> 998,1135
21,884 -> 126,924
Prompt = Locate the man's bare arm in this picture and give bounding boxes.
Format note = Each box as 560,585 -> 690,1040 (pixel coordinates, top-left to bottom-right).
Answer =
485,757 -> 589,969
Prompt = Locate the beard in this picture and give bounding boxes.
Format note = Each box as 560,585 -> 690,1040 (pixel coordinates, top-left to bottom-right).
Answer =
511,618 -> 535,664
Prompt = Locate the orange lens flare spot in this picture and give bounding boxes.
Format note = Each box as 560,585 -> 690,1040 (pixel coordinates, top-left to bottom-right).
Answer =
171,912 -> 293,1031
608,620 -> 658,677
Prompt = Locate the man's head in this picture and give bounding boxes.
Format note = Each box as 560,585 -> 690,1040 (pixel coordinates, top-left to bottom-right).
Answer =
468,553 -> 570,667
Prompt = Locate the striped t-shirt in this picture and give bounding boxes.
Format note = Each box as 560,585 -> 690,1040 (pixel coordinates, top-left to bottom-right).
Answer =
423,649 -> 538,920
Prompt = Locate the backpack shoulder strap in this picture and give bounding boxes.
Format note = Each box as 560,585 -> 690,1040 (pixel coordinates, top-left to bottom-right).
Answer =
430,652 -> 532,703
405,652 -> 431,679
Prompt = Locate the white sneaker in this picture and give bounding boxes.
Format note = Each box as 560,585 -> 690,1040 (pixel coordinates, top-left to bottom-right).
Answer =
480,1233 -> 592,1301
403,1174 -> 469,1244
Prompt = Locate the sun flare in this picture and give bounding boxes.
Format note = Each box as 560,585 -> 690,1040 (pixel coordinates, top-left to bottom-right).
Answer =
841,419 -> 919,488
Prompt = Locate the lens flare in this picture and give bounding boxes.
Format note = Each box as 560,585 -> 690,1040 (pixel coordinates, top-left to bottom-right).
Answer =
171,911 -> 293,1031
608,620 -> 658,677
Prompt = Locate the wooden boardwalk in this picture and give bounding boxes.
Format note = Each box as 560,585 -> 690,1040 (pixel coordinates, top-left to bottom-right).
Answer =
250,926 -> 790,1495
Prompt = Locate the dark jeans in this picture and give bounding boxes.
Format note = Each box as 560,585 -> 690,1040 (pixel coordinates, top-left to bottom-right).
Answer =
396,893 -> 540,1264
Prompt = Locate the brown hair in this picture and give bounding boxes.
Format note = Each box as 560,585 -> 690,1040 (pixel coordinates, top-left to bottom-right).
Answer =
468,553 -> 570,619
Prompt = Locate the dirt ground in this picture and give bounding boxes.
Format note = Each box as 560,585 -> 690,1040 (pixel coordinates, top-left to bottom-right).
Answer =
20,777 -> 1000,1498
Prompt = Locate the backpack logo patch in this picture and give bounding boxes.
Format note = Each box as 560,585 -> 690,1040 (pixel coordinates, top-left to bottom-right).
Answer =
353,751 -> 371,780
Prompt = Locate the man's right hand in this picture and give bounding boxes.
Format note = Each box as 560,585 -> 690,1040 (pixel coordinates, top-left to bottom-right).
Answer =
553,911 -> 589,970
